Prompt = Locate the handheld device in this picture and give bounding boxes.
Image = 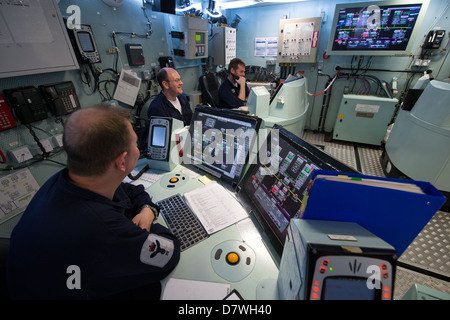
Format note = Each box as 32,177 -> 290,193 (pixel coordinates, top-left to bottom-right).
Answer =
67,24 -> 101,64
147,117 -> 184,171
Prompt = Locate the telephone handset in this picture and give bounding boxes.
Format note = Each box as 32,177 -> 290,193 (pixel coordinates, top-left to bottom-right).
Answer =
0,93 -> 17,131
3,86 -> 48,124
67,23 -> 101,64
231,73 -> 240,81
424,30 -> 446,49
39,81 -> 81,116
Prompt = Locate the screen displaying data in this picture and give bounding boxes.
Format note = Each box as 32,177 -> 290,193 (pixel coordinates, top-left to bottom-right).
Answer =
239,125 -> 357,248
188,106 -> 260,188
329,3 -> 424,54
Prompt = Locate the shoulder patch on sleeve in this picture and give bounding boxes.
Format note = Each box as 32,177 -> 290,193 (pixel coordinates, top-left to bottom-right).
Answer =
140,234 -> 174,268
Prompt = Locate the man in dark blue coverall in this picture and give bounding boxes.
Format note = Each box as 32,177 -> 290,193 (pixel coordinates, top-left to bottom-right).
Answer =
7,104 -> 180,300
218,58 -> 250,109
147,67 -> 193,126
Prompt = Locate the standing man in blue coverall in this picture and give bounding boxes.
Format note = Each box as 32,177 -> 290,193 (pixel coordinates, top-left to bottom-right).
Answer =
147,67 -> 193,126
7,104 -> 180,299
218,58 -> 250,109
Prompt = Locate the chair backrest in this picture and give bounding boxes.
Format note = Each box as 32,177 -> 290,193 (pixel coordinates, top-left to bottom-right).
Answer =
198,73 -> 220,108
0,238 -> 10,300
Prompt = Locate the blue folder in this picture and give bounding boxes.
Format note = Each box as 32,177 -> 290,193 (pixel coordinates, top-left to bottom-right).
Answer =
300,169 -> 447,256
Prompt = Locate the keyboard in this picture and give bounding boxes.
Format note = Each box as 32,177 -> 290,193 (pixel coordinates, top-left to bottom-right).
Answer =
156,193 -> 209,251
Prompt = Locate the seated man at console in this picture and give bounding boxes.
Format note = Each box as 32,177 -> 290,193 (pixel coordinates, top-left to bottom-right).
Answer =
7,104 -> 180,300
147,67 -> 193,126
218,58 -> 250,109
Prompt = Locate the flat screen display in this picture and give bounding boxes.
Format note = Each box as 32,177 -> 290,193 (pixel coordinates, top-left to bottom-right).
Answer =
77,32 -> 95,52
327,1 -> 428,55
237,125 -> 357,252
188,106 -> 260,188
151,126 -> 167,147
322,277 -> 378,300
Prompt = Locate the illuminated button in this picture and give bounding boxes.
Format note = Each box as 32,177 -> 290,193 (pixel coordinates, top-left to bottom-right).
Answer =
169,177 -> 179,183
313,286 -> 320,292
322,259 -> 329,266
381,264 -> 388,270
311,292 -> 319,299
226,252 -> 240,265
319,267 -> 326,274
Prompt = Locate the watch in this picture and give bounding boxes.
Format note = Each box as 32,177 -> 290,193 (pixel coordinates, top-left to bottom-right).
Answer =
140,204 -> 159,220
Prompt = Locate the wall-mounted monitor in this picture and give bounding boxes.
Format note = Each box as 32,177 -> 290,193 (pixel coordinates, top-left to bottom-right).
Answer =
326,0 -> 430,56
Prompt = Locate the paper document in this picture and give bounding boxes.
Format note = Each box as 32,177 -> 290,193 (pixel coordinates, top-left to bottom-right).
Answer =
113,69 -> 141,106
162,278 -> 230,300
123,167 -> 164,189
184,182 -> 248,234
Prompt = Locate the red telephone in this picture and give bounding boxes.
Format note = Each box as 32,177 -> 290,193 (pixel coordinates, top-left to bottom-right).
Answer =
0,93 -> 17,131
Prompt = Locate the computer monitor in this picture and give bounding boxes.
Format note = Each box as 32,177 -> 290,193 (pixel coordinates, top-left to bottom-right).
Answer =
187,106 -> 261,188
237,124 -> 358,254
326,0 -> 429,56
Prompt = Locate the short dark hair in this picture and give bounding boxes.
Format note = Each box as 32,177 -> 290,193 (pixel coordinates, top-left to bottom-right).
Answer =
228,58 -> 245,73
63,104 -> 133,176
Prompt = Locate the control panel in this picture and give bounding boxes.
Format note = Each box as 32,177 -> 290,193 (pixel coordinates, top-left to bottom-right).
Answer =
277,17 -> 322,63
213,27 -> 236,65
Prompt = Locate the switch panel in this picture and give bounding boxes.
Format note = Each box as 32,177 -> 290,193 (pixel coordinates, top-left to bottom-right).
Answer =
213,26 -> 236,65
9,146 -> 33,163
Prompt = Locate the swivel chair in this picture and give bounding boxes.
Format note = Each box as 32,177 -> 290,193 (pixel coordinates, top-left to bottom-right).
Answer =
0,238 -> 10,300
198,73 -> 220,108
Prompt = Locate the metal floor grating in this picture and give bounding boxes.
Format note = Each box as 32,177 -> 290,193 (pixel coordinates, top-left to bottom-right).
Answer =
302,130 -> 450,297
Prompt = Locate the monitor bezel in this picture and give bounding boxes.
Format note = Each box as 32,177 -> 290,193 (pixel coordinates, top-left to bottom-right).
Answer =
325,0 -> 430,56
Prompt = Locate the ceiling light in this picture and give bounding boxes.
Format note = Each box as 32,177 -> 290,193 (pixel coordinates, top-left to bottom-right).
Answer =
218,0 -> 259,10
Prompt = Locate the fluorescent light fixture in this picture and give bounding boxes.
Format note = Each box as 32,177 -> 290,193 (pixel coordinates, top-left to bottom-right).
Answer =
206,8 -> 224,18
175,3 -> 202,12
218,0 -> 259,10
262,0 -> 307,3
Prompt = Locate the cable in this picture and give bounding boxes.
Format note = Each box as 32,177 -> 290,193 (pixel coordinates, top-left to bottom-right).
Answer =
307,68 -> 341,96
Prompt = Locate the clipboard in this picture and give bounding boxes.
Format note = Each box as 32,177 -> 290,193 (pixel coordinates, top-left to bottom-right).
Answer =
300,169 -> 447,255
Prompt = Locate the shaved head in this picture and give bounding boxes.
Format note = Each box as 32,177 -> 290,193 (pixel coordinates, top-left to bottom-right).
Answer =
63,104 -> 133,176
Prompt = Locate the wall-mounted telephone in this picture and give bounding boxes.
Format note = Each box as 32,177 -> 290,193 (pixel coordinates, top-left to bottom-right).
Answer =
39,81 -> 81,116
424,30 -> 446,49
3,87 -> 48,124
66,23 -> 101,64
0,93 -> 17,131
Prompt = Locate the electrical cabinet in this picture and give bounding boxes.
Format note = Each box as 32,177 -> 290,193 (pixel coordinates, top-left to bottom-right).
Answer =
177,16 -> 208,59
213,27 -> 236,65
333,95 -> 397,146
277,17 -> 322,63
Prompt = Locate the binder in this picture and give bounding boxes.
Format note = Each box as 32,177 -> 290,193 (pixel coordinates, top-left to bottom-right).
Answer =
300,169 -> 447,255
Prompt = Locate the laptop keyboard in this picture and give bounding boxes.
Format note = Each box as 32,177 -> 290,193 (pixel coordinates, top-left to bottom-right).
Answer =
156,193 -> 209,251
